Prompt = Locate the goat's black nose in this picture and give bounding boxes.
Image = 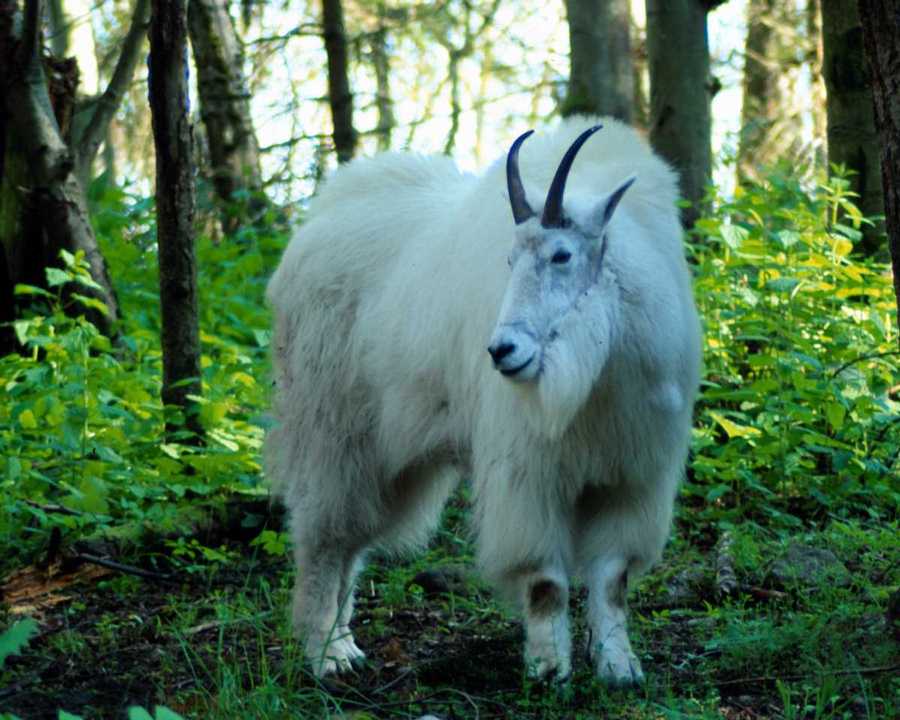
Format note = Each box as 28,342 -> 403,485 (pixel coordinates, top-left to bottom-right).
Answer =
488,342 -> 516,364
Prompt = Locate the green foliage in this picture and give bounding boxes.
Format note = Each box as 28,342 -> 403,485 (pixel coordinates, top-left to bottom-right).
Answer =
0,618 -> 38,667
0,186 -> 286,574
51,707 -> 184,720
688,170 -> 899,527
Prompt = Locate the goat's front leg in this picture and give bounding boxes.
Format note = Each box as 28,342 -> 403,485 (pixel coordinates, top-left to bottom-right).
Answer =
519,566 -> 572,681
292,542 -> 363,676
586,556 -> 643,686
334,552 -> 366,666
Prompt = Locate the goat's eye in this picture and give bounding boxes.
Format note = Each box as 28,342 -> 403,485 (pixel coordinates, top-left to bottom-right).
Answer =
551,250 -> 571,264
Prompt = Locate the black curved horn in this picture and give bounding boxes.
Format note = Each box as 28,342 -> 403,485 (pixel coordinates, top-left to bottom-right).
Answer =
506,130 -> 535,225
541,124 -> 603,228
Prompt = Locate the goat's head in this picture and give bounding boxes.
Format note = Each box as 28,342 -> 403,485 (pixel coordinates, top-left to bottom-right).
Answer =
488,126 -> 635,383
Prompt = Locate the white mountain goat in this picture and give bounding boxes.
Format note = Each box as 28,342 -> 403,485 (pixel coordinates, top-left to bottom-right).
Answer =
266,117 -> 702,686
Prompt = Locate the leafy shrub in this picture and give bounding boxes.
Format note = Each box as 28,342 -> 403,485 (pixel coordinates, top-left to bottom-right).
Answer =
688,170 -> 899,527
0,188 -> 286,573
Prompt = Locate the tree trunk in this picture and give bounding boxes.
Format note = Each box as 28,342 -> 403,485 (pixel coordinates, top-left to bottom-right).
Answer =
857,0 -> 900,343
187,0 -> 264,230
0,0 -> 118,336
562,0 -> 633,121
0,63 -> 13,354
632,11 -> 650,131
74,0 -> 150,186
322,0 -> 356,163
370,5 -> 394,152
822,0 -> 884,255
646,0 -> 720,229
808,0 -> 828,169
148,0 -> 203,438
737,0 -> 780,180
46,0 -> 98,95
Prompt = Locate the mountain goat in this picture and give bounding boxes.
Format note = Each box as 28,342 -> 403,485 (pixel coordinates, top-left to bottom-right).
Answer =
266,117 -> 702,686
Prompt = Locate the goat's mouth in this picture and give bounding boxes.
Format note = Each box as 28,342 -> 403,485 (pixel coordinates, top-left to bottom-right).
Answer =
499,355 -> 535,377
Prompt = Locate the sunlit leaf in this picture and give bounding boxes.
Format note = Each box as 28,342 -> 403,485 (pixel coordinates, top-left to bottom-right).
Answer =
45,267 -> 70,287
709,411 -> 762,439
720,223 -> 749,250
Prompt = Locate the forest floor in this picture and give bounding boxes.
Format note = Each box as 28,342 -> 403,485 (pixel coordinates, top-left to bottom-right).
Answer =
1,493 -> 898,720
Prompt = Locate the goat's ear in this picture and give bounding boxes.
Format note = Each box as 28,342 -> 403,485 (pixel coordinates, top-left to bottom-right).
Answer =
588,175 -> 636,234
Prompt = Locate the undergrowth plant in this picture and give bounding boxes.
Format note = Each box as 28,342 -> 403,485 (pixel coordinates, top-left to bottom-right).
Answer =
688,168 -> 899,529
0,186 -> 286,575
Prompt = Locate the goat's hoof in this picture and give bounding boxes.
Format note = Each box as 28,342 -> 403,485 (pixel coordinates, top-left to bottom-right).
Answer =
526,655 -> 572,683
340,636 -> 367,669
594,649 -> 644,688
308,637 -> 367,677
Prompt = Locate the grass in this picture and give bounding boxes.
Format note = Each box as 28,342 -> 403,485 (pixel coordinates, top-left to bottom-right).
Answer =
2,491 -> 897,720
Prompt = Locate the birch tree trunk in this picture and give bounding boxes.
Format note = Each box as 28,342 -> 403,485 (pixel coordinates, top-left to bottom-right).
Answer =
148,0 -> 203,438
857,0 -> 900,342
188,0 -> 264,230
822,0 -> 884,255
646,0 -> 721,229
322,0 -> 356,163
562,0 -> 633,121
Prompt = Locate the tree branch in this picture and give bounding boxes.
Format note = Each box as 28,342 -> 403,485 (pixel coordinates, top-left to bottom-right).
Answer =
75,0 -> 150,176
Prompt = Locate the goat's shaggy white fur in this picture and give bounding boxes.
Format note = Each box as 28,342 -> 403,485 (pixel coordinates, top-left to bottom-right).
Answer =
266,116 -> 702,683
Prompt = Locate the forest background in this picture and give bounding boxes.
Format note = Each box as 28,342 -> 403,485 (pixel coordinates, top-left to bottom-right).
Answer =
0,1 -> 898,719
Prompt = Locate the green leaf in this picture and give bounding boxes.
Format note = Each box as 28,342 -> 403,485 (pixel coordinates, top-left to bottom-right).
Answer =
77,476 -> 110,514
154,708 -> 186,720
720,223 -> 749,250
160,444 -> 181,460
59,249 -> 77,268
833,223 -> 862,242
705,484 -> 731,501
72,293 -> 110,316
127,709 -> 154,720
74,274 -> 104,292
18,409 -> 38,430
825,402 -> 846,432
777,230 -> 800,248
45,267 -> 70,287
0,618 -> 38,667
252,328 -> 271,347
766,277 -> 800,293
14,319 -> 34,345
13,284 -> 53,298
709,411 -> 762,439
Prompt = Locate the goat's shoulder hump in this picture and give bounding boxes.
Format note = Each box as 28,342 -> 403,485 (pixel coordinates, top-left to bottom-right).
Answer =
311,152 -> 467,214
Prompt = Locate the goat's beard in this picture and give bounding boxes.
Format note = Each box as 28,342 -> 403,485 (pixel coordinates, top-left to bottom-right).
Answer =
516,288 -> 617,440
